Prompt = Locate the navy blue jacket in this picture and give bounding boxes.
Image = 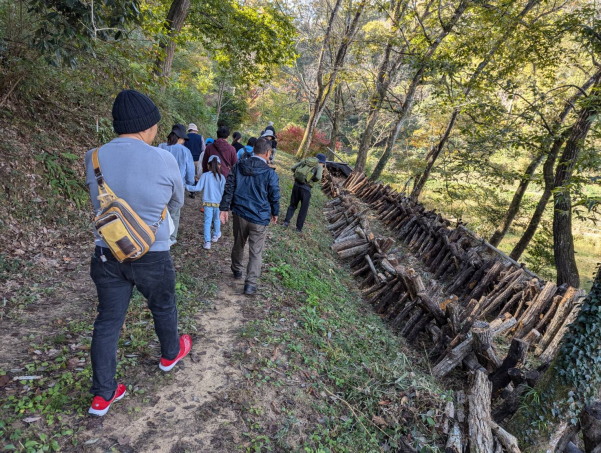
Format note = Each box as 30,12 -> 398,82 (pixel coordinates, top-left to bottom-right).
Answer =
184,132 -> 205,161
220,156 -> 280,226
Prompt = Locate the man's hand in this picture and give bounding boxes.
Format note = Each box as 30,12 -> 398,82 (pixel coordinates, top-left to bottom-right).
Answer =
220,211 -> 229,224
271,216 -> 278,224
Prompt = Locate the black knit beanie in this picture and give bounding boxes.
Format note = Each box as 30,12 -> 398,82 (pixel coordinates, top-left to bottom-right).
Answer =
112,89 -> 161,134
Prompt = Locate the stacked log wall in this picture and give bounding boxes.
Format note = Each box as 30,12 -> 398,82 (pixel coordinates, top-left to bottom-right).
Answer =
322,171 -> 586,451
324,171 -> 584,362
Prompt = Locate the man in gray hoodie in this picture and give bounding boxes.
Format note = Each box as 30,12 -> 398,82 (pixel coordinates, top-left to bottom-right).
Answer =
84,90 -> 192,417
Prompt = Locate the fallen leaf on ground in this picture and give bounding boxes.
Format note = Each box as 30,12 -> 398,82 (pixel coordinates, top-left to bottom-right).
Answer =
372,415 -> 387,427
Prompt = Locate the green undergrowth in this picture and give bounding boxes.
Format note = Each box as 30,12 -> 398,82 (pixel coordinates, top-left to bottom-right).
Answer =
0,263 -> 215,452
238,152 -> 450,452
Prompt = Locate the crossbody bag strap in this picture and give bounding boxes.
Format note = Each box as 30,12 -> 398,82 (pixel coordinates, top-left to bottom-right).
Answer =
92,148 -> 167,230
92,148 -> 117,209
214,146 -> 231,170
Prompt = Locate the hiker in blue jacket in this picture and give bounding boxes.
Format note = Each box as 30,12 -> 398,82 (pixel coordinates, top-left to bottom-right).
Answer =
159,124 -> 195,246
219,138 -> 280,295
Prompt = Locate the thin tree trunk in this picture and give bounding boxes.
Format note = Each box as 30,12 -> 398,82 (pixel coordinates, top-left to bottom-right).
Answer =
369,0 -> 470,180
552,100 -> 598,287
154,0 -> 191,78
355,41 -> 394,172
491,69 -> 601,248
510,69 -> 601,261
509,174 -> 554,261
296,0 -> 366,158
409,0 -> 540,198
370,78 -> 419,180
410,108 -> 459,197
330,84 -> 342,145
489,153 -> 546,247
355,0 -> 433,172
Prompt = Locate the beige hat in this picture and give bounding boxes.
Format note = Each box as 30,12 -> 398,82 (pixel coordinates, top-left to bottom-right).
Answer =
188,123 -> 198,132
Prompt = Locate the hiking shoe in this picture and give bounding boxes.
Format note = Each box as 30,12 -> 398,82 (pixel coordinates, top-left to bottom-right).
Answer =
88,383 -> 127,417
203,241 -> 211,250
159,335 -> 193,372
244,284 -> 257,295
211,233 -> 221,243
282,221 -> 289,228
232,270 -> 242,279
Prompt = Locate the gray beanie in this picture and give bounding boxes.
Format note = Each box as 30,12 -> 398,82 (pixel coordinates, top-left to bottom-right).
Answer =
112,89 -> 161,134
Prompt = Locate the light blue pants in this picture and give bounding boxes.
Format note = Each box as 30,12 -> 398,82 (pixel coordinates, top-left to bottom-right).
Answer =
204,206 -> 221,243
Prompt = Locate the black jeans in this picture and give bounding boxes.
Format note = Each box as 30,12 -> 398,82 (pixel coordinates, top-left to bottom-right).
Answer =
90,247 -> 180,400
284,182 -> 312,231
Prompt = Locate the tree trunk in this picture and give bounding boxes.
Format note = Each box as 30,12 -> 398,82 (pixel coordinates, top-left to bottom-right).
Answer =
493,69 -> 601,250
368,0 -> 470,180
409,0 -> 540,199
410,108 -> 459,198
509,68 -> 601,261
552,96 -> 599,287
330,84 -> 342,145
296,0 -> 365,158
154,0 -> 191,79
355,41 -> 395,172
489,152 -> 545,247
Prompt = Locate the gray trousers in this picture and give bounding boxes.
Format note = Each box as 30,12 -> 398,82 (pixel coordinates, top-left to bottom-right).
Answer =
231,213 -> 268,286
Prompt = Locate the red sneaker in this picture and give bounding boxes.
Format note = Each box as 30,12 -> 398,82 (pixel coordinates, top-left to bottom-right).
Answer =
88,383 -> 127,416
159,335 -> 192,371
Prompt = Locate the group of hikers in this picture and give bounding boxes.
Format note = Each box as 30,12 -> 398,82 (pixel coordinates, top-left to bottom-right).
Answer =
84,89 -> 326,416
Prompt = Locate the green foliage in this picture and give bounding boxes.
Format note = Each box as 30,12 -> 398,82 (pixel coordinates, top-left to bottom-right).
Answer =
556,267 -> 601,415
34,151 -> 88,210
26,0 -> 142,66
218,89 -> 248,130
187,0 -> 297,87
524,220 -> 556,280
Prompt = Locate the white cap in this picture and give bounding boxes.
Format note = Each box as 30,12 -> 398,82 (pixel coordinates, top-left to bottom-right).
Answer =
261,130 -> 275,138
188,123 -> 198,132
267,121 -> 274,126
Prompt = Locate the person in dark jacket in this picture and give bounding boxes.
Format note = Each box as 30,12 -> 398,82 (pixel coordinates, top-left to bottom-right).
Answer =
202,126 -> 238,178
219,138 -> 280,295
283,153 -> 325,233
184,123 -> 205,184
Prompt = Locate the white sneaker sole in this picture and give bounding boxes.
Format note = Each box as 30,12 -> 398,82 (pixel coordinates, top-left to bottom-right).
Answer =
159,358 -> 180,372
88,391 -> 127,416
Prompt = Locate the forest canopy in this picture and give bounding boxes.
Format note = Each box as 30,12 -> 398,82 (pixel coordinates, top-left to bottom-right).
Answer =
0,0 -> 600,287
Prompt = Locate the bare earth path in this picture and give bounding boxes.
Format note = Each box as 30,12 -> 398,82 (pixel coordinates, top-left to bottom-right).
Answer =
79,198 -> 251,452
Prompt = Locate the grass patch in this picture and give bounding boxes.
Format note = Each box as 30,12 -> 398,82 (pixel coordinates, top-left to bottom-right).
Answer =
237,152 -> 450,452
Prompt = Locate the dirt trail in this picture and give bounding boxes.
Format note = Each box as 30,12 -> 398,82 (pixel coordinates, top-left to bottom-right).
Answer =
80,200 -> 250,452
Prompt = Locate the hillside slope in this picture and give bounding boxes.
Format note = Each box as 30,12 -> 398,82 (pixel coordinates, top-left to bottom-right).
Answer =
1,111 -> 449,453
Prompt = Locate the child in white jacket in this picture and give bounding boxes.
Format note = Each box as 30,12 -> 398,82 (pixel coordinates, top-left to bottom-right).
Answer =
187,155 -> 226,249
